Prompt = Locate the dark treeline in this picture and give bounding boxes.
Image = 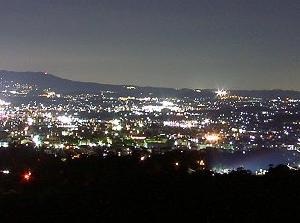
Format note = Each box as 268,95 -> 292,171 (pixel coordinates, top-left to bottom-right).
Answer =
0,148 -> 300,222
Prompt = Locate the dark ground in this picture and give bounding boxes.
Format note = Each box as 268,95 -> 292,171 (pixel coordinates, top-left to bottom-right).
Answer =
1,149 -> 300,222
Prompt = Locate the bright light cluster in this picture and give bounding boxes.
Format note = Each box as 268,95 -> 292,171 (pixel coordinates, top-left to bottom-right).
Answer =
215,89 -> 228,97
205,134 -> 220,143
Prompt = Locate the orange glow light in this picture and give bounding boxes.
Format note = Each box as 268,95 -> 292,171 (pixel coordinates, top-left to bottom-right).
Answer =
205,134 -> 220,143
23,171 -> 32,181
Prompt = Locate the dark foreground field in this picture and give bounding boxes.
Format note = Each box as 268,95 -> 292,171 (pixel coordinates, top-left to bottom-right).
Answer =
1,149 -> 300,222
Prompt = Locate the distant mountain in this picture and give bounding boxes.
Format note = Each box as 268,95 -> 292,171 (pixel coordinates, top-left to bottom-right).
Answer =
0,70 -> 300,99
0,70 -> 123,93
230,89 -> 300,99
0,70 -> 213,98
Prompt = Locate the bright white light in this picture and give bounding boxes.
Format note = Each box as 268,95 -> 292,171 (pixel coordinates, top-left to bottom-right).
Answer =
142,101 -> 180,112
0,99 -> 10,105
111,119 -> 121,125
0,142 -> 9,147
163,120 -> 197,128
162,101 -> 174,107
111,119 -> 122,131
32,135 -> 42,147
1,170 -> 10,174
198,160 -> 205,166
27,117 -> 34,126
202,118 -> 211,125
215,89 -> 228,97
239,129 -> 246,133
126,86 -> 136,90
114,125 -> 122,131
57,115 -> 72,124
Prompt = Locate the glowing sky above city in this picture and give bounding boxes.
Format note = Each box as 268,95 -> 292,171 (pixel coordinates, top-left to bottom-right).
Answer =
0,0 -> 299,90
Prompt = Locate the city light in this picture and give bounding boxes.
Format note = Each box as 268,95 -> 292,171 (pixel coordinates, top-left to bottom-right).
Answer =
205,134 -> 220,143
1,169 -> 10,175
23,171 -> 32,182
0,99 -> 10,105
0,70 -> 300,173
111,119 -> 122,131
215,89 -> 228,97
0,2 -> 297,219
57,115 -> 72,124
32,135 -> 42,147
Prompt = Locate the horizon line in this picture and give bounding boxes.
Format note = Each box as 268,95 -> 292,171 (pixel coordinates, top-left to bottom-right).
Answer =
0,69 -> 299,92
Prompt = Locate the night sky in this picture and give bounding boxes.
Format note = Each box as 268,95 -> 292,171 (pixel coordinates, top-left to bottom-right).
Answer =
0,0 -> 299,90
